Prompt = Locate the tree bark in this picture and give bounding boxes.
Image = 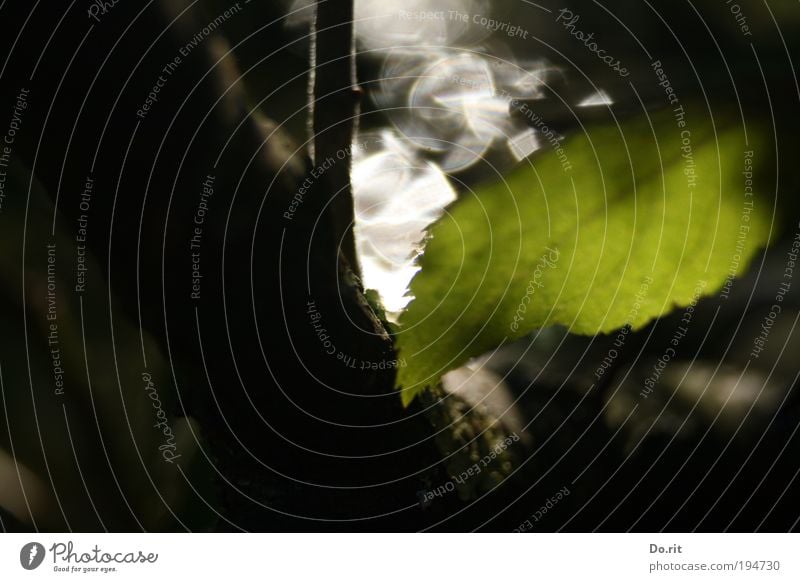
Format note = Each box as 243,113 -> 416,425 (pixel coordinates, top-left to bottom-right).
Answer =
309,0 -> 360,276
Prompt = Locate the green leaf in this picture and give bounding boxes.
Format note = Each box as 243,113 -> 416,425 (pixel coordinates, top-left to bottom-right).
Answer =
395,108 -> 774,406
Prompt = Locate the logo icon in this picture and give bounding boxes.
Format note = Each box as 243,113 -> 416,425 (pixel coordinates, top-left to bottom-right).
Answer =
20,542 -> 45,570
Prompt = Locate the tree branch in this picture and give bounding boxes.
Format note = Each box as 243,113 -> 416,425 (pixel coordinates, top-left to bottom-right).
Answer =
310,0 -> 361,276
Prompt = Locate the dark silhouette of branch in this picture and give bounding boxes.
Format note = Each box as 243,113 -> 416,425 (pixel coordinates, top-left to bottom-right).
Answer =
310,0 -> 361,276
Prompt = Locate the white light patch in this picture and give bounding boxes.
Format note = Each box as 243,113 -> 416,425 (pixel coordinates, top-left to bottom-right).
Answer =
508,128 -> 541,161
358,255 -> 421,313
578,89 -> 613,107
352,133 -> 457,315
353,0 -> 489,50
403,53 -> 511,172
